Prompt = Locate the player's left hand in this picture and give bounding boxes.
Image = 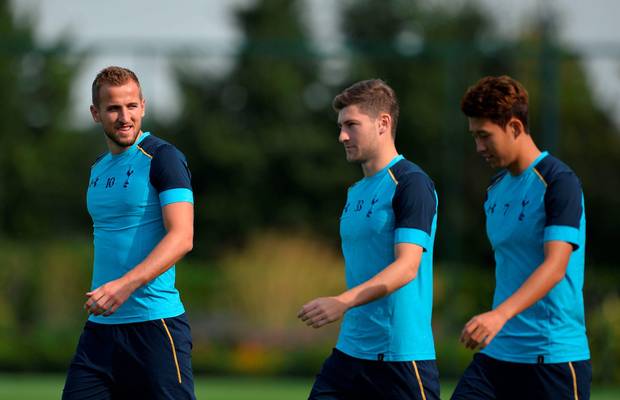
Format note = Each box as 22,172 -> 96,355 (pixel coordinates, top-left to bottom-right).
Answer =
84,277 -> 139,316
460,309 -> 508,350
298,297 -> 348,329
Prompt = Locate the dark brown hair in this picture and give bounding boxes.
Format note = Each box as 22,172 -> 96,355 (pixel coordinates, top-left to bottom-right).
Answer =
332,79 -> 400,138
91,66 -> 142,107
460,75 -> 529,132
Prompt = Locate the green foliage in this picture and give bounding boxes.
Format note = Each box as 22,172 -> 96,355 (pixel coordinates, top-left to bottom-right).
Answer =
337,0 -> 620,266
0,2 -> 98,239
433,263 -> 496,377
585,268 -> 620,383
0,235 -> 344,375
1,236 -> 618,382
164,0 -> 357,256
1,0 -> 619,384
1,0 -> 617,268
184,232 -> 345,375
0,240 -> 91,370
216,232 -> 345,329
554,59 -> 620,265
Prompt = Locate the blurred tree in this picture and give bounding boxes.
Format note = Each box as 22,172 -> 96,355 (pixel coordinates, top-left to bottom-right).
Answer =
337,1 -> 620,381
552,52 -> 620,266
338,0 -> 620,266
0,2 -> 95,238
162,0 -> 620,264
338,0 -> 515,263
166,0 -> 357,256
0,0 -> 617,380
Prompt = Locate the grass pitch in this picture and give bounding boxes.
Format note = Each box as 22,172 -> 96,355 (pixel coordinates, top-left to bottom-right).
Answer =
0,374 -> 618,399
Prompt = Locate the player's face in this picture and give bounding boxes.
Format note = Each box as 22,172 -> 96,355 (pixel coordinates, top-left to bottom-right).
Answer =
90,81 -> 145,154
337,105 -> 381,163
468,117 -> 517,169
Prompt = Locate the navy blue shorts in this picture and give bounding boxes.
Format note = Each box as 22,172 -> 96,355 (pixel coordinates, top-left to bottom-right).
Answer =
309,348 -> 440,400
451,353 -> 591,400
62,313 -> 195,400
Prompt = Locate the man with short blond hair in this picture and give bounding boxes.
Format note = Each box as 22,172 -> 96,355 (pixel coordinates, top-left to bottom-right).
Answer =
63,66 -> 196,399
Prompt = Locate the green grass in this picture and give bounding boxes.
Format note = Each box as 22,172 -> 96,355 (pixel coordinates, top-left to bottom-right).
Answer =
0,375 -> 618,399
0,375 -> 313,400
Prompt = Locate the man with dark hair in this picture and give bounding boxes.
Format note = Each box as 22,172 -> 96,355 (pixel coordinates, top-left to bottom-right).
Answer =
299,79 -> 440,400
62,66 -> 196,399
451,75 -> 591,399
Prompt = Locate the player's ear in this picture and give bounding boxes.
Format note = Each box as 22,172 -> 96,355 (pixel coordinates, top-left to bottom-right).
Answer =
509,118 -> 524,138
141,98 -> 146,118
378,113 -> 391,135
90,104 -> 100,123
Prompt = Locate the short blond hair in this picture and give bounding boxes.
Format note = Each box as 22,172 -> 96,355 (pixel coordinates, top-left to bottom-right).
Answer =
91,66 -> 142,107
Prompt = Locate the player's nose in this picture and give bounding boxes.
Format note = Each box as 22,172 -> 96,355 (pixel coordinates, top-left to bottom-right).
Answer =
338,129 -> 349,143
119,107 -> 130,122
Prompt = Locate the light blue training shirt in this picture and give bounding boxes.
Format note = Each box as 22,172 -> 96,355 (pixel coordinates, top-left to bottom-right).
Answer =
481,151 -> 590,363
336,155 -> 438,362
86,132 -> 193,324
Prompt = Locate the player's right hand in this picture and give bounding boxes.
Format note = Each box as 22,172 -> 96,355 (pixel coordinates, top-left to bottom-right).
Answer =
84,276 -> 139,316
459,309 -> 508,350
297,297 -> 348,329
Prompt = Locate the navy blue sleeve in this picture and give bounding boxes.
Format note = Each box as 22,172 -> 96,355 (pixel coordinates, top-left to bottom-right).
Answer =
485,170 -> 507,202
150,145 -> 192,194
392,172 -> 436,234
544,172 -> 582,228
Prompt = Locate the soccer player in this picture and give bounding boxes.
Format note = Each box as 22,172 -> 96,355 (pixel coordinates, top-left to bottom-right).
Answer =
298,79 -> 440,400
451,75 -> 591,399
62,66 -> 196,399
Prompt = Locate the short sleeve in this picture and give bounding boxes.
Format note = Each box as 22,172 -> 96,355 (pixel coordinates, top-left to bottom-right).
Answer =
150,145 -> 194,206
543,172 -> 582,248
392,173 -> 437,250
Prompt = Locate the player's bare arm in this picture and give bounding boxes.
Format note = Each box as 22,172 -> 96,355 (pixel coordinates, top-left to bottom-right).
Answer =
460,240 -> 573,349
84,202 -> 194,316
298,243 -> 423,328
